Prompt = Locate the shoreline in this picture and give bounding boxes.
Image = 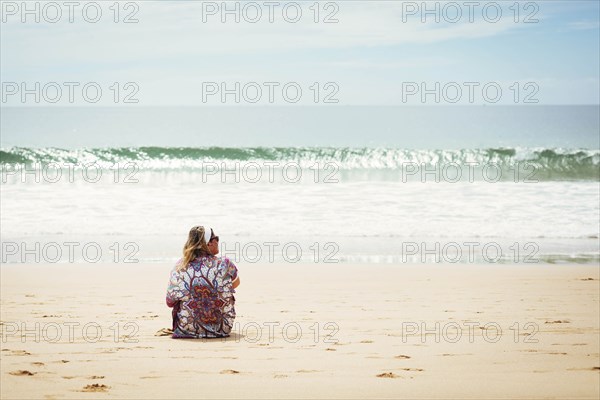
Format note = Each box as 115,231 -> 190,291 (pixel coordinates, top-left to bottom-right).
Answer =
1,235 -> 598,265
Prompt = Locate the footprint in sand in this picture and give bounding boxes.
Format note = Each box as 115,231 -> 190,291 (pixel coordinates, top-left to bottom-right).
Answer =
31,362 -> 45,366
376,372 -> 399,378
545,320 -> 570,324
220,369 -> 240,374
296,369 -> 320,373
9,350 -> 31,356
88,376 -> 105,379
395,355 -> 411,359
360,340 -> 374,344
274,374 -> 288,378
81,384 -> 110,392
401,368 -> 424,372
155,328 -> 173,336
9,370 -> 36,376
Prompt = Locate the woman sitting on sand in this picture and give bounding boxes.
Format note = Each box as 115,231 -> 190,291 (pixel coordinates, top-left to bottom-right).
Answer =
166,226 -> 240,338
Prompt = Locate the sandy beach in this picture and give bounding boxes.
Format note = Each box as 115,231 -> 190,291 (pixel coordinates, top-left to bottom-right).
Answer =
1,262 -> 598,399
2,1 -> 599,399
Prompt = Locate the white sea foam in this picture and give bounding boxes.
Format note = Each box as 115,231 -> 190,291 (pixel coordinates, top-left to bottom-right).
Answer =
1,171 -> 598,263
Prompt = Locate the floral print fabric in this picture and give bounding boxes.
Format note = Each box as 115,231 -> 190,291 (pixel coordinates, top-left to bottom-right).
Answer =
166,256 -> 238,338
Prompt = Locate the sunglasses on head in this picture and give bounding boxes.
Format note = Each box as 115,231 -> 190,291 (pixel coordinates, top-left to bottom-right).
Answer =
210,236 -> 219,243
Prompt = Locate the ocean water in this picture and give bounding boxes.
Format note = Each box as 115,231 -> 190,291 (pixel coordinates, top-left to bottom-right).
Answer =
1,146 -> 598,265
2,106 -> 599,149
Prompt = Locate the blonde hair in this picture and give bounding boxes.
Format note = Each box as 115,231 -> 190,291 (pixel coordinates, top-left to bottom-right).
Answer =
177,226 -> 213,271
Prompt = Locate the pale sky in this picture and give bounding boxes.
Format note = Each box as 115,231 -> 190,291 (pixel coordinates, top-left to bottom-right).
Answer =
1,0 -> 599,106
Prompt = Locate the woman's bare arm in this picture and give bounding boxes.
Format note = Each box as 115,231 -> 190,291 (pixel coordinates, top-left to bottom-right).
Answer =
232,276 -> 240,289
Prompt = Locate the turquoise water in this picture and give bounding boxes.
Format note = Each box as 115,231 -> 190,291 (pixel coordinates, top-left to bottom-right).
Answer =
1,146 -> 599,181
